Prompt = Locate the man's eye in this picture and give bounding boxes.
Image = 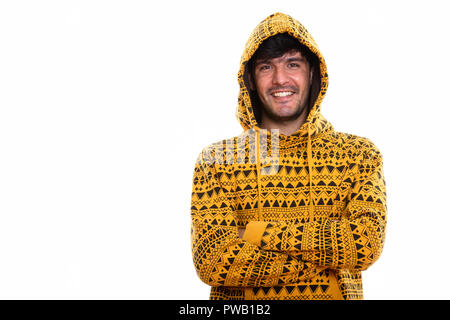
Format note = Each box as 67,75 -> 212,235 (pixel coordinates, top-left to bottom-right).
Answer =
288,63 -> 300,68
259,65 -> 270,71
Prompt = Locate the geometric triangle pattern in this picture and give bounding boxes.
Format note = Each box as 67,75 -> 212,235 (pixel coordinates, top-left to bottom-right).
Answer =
190,12 -> 387,301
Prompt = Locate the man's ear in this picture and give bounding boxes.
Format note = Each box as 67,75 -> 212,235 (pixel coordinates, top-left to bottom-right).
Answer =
309,67 -> 314,83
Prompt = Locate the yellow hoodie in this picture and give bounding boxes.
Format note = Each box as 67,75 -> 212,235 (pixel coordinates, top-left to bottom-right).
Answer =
190,12 -> 387,300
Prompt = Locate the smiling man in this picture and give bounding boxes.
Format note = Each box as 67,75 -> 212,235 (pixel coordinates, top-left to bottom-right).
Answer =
190,12 -> 387,300
246,33 -> 319,136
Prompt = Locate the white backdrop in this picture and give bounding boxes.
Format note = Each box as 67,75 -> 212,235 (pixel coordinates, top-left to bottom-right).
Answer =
1,0 -> 449,299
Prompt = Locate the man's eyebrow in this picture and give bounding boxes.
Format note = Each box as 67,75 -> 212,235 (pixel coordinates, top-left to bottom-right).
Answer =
254,56 -> 306,65
254,59 -> 271,65
286,56 -> 306,63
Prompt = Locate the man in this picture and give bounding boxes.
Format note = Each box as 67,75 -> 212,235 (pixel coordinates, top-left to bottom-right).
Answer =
190,12 -> 387,300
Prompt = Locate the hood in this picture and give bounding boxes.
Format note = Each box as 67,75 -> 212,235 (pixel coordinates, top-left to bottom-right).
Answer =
236,12 -> 332,141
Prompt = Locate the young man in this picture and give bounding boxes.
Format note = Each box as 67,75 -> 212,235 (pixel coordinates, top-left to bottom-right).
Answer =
190,12 -> 387,300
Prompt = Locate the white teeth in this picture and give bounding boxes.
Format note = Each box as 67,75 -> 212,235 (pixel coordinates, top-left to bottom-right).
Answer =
272,91 -> 294,97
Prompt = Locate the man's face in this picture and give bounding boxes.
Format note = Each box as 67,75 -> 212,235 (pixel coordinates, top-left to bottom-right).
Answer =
251,50 -> 313,122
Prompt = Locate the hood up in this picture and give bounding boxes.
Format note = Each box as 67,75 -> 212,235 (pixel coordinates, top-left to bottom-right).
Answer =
236,12 -> 332,142
236,12 -> 334,221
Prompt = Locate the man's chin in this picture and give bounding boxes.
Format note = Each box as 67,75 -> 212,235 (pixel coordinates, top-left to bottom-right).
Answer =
264,108 -> 304,122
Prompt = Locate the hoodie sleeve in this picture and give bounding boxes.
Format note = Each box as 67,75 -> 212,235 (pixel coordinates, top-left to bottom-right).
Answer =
191,148 -> 326,288
243,141 -> 387,271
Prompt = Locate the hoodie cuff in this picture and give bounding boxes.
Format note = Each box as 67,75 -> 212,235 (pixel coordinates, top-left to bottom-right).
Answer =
242,221 -> 269,246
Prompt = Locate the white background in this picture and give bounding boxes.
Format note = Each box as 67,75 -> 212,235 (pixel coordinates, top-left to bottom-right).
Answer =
1,0 -> 449,299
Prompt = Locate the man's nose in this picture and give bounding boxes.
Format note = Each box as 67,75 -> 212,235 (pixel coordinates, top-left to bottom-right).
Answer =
272,67 -> 289,85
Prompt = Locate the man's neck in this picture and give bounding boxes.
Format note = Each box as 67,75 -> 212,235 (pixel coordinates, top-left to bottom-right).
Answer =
260,109 -> 309,136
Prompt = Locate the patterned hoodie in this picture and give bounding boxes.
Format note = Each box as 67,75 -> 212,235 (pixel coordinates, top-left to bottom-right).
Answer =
190,12 -> 387,300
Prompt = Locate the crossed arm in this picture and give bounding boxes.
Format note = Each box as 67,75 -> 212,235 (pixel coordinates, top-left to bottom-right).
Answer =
191,142 -> 386,287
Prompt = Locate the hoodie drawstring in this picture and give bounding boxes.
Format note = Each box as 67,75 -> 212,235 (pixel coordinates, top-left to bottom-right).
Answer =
256,129 -> 263,220
307,123 -> 314,222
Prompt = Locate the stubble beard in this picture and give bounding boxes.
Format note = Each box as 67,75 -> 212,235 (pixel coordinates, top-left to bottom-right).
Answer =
260,92 -> 310,123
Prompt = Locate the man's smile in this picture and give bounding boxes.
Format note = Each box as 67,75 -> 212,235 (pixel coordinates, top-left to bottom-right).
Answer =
271,91 -> 295,97
268,87 -> 298,100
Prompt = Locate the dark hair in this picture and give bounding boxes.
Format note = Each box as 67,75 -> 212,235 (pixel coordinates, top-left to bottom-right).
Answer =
245,33 -> 321,124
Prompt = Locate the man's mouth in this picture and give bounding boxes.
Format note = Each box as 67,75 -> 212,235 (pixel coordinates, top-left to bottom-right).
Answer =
271,91 -> 295,97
